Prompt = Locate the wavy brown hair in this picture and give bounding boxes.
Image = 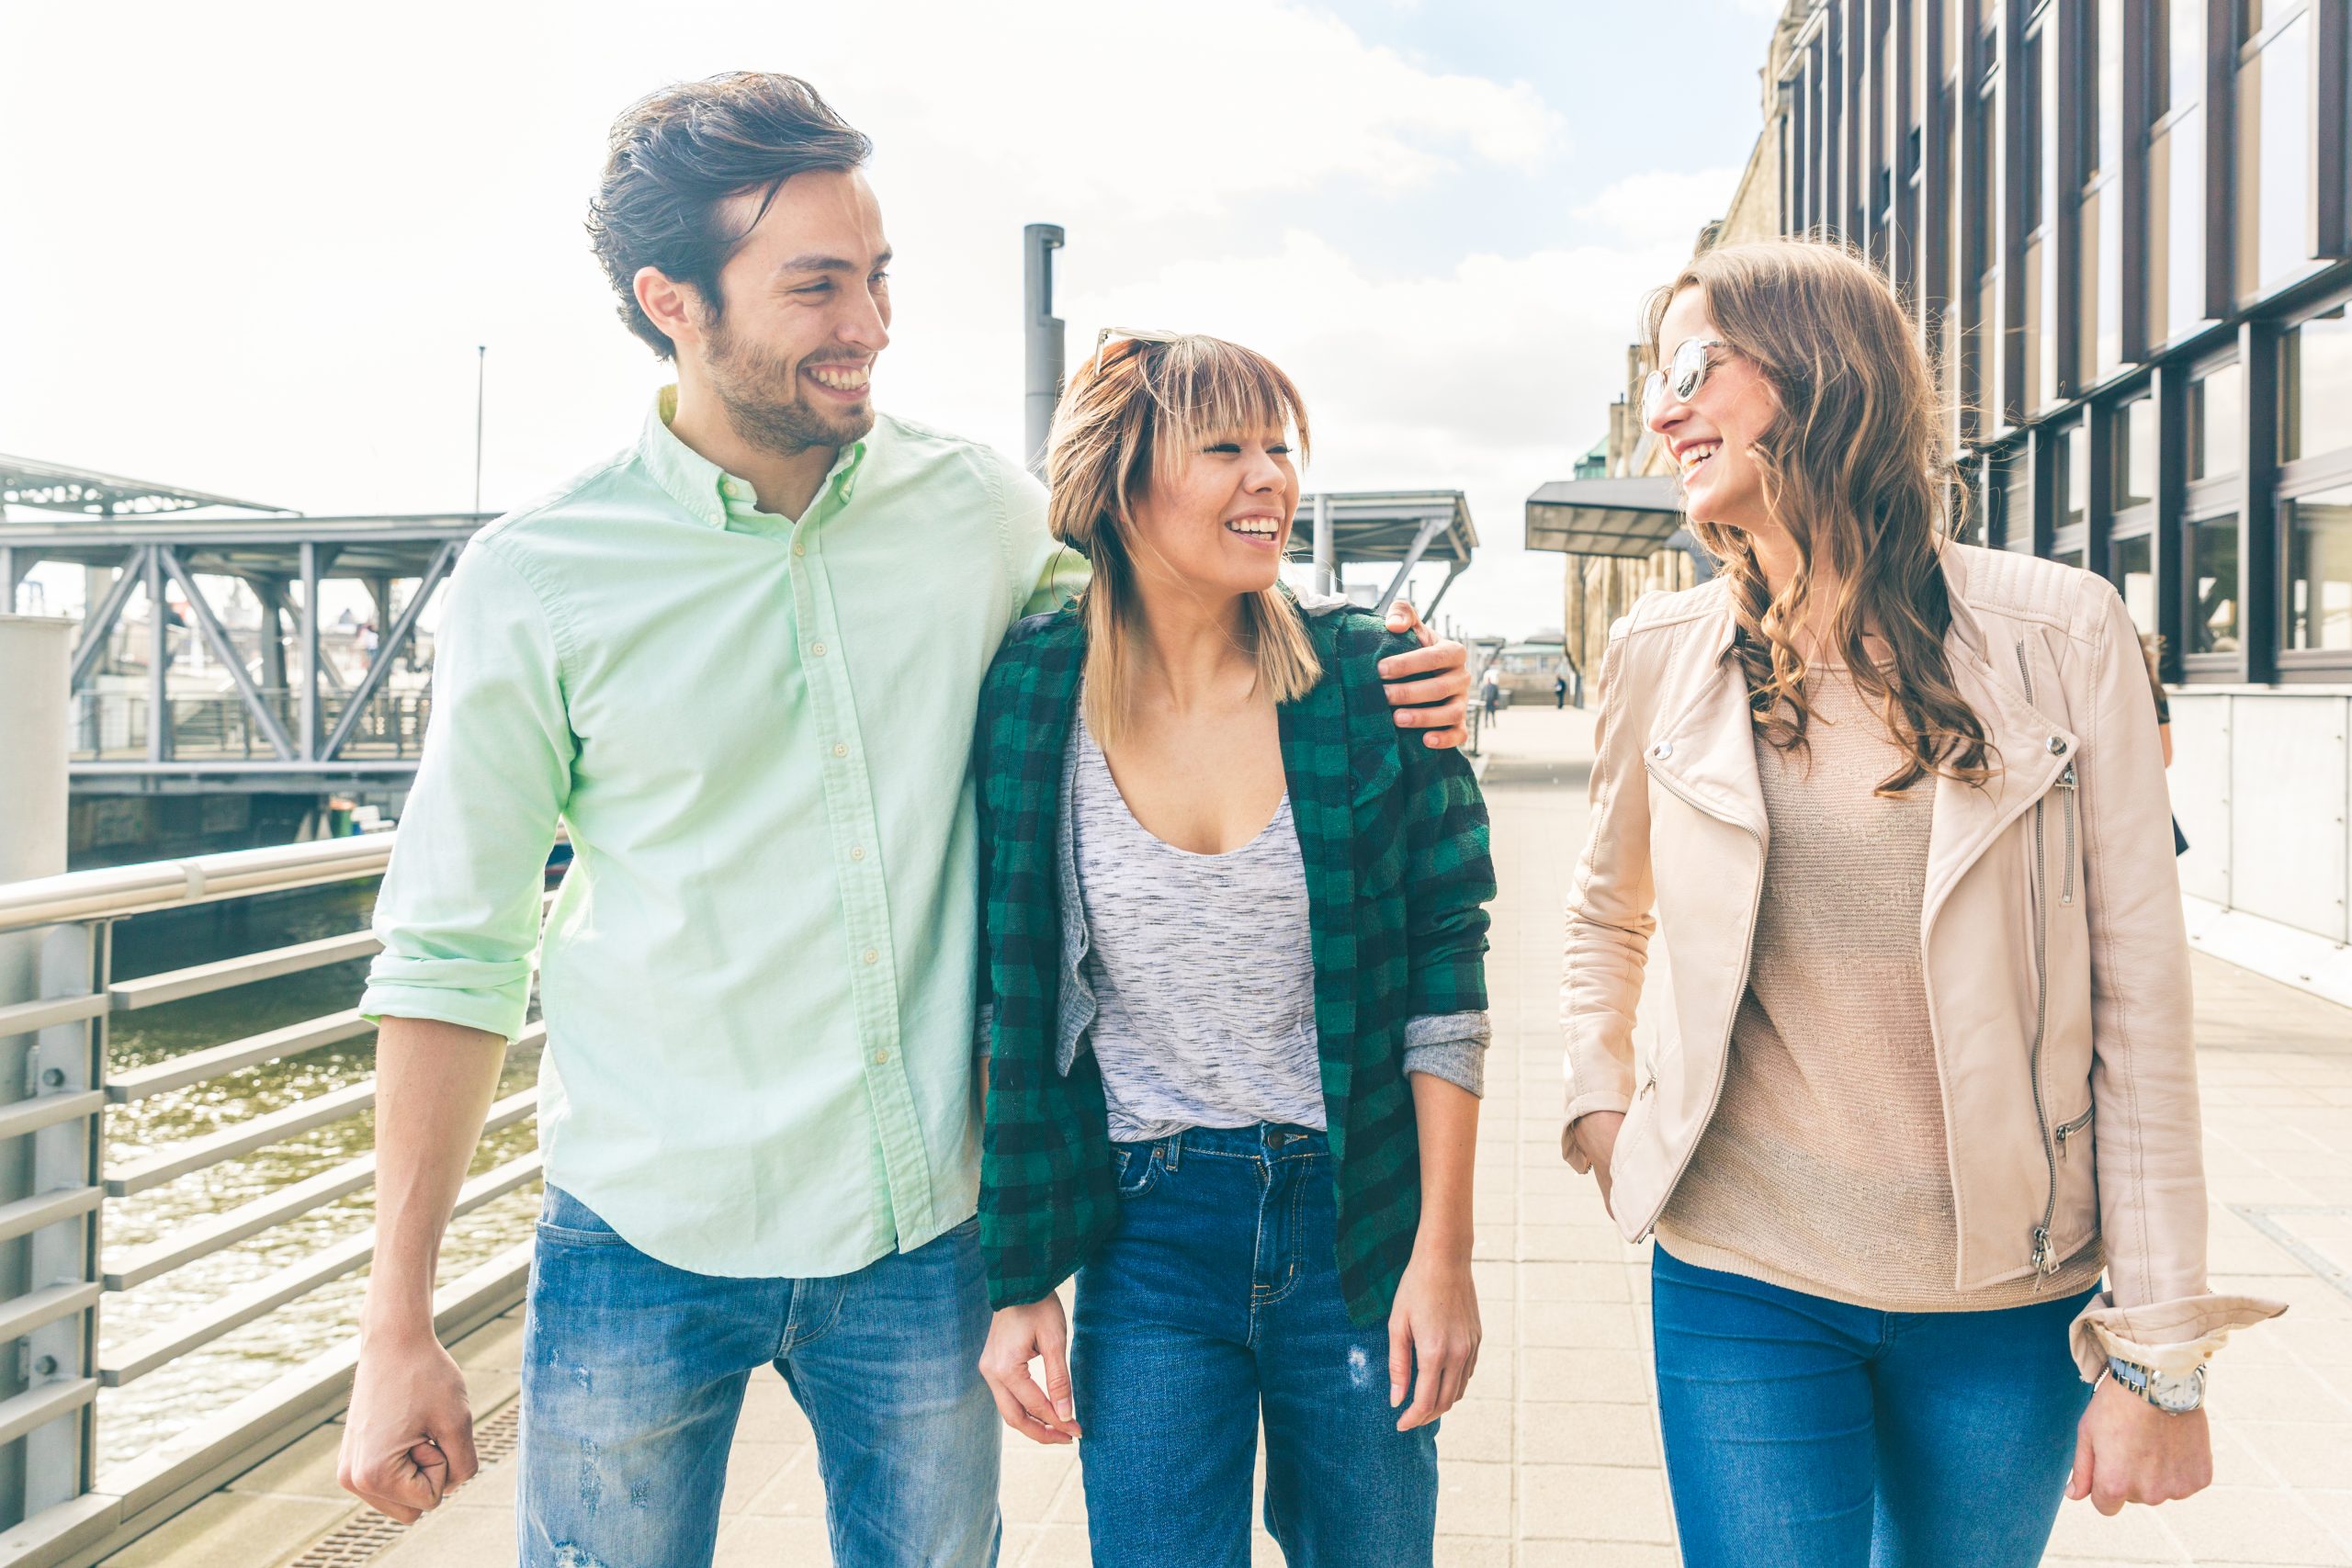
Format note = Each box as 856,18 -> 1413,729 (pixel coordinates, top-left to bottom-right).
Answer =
1642,238 -> 1991,794
1046,333 -> 1320,746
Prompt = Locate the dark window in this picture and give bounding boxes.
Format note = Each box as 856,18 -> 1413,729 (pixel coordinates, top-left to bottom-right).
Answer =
2051,423 -> 2088,533
2189,515 -> 2242,651
2116,396 -> 2157,507
2150,0 -> 2171,119
2020,27 -> 2044,223
2075,0 -> 2101,185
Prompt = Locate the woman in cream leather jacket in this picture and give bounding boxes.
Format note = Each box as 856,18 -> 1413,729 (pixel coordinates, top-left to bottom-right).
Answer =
1561,239 -> 2280,1568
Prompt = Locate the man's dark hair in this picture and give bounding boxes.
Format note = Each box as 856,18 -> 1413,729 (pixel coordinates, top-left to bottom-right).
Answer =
587,73 -> 873,360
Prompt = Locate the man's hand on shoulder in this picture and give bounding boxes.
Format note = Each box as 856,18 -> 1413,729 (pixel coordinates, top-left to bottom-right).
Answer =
1379,600 -> 1471,750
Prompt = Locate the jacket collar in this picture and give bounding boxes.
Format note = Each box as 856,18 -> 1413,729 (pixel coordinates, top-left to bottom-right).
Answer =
1645,544 -> 2080,926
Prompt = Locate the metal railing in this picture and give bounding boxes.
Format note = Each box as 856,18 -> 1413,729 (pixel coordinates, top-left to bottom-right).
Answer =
70,691 -> 434,763
0,835 -> 540,1566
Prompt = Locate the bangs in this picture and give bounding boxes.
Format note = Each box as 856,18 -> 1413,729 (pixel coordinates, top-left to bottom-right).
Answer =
1142,337 -> 1312,477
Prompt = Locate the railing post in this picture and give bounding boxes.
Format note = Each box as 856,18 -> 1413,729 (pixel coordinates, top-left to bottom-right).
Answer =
0,615 -> 98,1526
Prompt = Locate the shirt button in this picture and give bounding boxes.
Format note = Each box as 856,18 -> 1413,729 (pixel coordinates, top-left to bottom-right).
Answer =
792,541 -> 806,557
833,743 -> 849,758
850,846 -> 865,862
863,948 -> 879,964
873,1050 -> 890,1066
811,641 -> 827,658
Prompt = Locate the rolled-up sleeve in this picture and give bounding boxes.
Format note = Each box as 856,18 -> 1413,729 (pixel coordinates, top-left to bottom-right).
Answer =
359,539 -> 574,1042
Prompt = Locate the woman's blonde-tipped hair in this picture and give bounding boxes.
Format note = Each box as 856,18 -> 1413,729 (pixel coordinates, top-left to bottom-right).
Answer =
1642,237 -> 1992,795
1045,333 -> 1321,743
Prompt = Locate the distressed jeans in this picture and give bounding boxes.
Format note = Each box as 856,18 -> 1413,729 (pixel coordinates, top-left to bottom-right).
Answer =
517,1185 -> 1000,1568
1652,1243 -> 2101,1568
1070,1123 -> 1440,1567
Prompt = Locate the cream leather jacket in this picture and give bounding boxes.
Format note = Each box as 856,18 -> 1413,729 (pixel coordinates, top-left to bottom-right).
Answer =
1561,543 -> 2280,1377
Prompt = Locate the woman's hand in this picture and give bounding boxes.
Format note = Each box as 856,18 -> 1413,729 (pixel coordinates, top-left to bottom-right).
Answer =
1380,600 -> 1472,749
978,1297 -> 1083,1445
1571,1111 -> 1626,1216
2067,1374 -> 2213,1514
1388,1239 -> 1481,1432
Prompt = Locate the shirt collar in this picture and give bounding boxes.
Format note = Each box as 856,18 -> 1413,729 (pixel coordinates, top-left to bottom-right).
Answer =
639,385 -> 871,529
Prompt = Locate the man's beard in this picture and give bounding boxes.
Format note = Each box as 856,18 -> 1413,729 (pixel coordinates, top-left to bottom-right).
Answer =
705,318 -> 875,456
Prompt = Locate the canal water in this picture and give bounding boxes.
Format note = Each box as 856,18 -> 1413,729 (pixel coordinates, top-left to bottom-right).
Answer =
100,880 -> 543,1473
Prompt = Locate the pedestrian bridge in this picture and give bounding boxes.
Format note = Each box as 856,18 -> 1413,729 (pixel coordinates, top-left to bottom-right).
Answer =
0,711 -> 2343,1567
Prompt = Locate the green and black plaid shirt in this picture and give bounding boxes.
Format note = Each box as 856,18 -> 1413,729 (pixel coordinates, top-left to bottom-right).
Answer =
974,597 -> 1495,1325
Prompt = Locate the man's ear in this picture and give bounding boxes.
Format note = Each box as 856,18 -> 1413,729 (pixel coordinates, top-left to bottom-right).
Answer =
634,265 -> 707,353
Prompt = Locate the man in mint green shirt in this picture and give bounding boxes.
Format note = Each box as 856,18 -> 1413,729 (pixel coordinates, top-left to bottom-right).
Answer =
338,73 -> 1468,1568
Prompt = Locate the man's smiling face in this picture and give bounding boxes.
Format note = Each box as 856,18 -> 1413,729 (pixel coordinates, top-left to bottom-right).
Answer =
687,167 -> 894,455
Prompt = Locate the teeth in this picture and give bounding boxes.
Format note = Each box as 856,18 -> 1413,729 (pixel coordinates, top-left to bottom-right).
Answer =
1678,444 -> 1720,477
808,366 -> 869,390
1226,518 -> 1281,537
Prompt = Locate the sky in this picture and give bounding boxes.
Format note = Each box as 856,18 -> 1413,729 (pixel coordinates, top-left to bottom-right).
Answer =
1,0 -> 1785,638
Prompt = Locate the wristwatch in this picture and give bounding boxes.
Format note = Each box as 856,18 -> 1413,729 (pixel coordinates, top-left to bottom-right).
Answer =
2107,1354 -> 2207,1414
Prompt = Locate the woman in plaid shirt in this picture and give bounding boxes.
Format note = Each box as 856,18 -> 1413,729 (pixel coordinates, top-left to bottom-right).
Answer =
969,332 -> 1497,1566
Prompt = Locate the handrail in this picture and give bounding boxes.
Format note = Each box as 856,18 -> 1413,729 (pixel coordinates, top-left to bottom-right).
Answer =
106,1080 -> 379,1198
102,1150 -> 543,1388
0,836 -> 395,932
0,828 -> 554,1561
109,931 -> 383,1010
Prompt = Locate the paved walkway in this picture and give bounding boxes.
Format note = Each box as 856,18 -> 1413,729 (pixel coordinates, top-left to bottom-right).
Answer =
115,706 -> 2352,1567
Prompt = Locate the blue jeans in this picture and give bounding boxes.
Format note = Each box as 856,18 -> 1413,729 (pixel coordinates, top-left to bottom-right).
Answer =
1071,1123 -> 1439,1568
1651,1244 -> 2100,1568
517,1186 -> 999,1568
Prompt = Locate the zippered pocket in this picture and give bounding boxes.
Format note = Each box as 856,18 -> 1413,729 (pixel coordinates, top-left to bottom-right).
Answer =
2053,1104 -> 2094,1158
2057,762 -> 2078,907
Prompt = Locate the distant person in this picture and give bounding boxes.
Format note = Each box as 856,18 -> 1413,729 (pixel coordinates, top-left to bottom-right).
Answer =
339,73 -> 1474,1568
1479,665 -> 1501,724
2142,633 -> 2188,856
1561,238 -> 2281,1567
974,333 -> 1494,1566
1554,672 -> 1567,708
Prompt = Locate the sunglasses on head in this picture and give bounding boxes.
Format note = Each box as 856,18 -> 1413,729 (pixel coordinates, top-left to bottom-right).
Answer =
1091,326 -> 1183,364
1641,336 -> 1731,426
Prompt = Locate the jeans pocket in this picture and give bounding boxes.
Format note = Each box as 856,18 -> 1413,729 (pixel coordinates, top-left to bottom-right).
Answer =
537,1184 -> 629,1246
1113,1145 -> 1161,1199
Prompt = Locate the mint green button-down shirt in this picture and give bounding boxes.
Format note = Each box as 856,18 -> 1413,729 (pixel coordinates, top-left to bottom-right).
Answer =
360,391 -> 1083,1278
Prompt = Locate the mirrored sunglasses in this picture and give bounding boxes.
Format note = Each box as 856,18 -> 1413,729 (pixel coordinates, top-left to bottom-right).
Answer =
1640,336 -> 1730,426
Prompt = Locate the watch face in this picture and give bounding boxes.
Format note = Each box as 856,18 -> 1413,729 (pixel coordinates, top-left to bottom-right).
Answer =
2149,1369 -> 2205,1414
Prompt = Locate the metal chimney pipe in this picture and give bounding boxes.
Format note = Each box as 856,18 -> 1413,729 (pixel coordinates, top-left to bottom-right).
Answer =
1023,223 -> 1067,478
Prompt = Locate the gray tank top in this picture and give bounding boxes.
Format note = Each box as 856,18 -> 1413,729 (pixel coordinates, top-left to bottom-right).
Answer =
1070,716 -> 1326,1142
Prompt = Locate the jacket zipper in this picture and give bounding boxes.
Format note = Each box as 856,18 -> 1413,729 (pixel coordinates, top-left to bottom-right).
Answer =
1632,757 -> 1767,1243
2053,1105 -> 2094,1159
2058,762 -> 2078,907
2015,641 -> 2062,1275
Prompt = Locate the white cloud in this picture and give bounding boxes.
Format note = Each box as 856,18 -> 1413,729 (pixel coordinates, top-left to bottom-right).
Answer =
0,0 -> 1685,637
1573,166 -> 1749,247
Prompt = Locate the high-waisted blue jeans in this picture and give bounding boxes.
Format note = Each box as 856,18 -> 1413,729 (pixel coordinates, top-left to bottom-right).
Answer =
1651,1243 -> 2100,1568
1071,1122 -> 1439,1567
517,1185 -> 1000,1568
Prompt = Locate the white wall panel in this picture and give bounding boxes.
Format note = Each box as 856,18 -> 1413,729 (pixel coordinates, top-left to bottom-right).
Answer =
2228,696 -> 2350,943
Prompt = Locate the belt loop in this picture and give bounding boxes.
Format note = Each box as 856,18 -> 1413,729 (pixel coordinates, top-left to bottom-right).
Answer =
1162,1132 -> 1182,1172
